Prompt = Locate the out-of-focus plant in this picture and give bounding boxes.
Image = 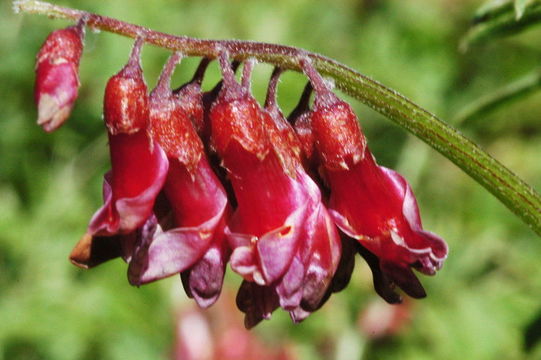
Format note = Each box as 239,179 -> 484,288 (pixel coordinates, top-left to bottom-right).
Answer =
462,0 -> 541,49
457,0 -> 541,133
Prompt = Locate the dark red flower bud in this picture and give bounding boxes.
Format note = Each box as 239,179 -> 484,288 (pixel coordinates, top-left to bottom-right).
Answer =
34,20 -> 85,132
103,39 -> 148,135
88,38 -> 168,236
200,60 -> 241,145
263,68 -> 303,177
301,59 -> 448,300
173,58 -> 210,136
210,57 -> 269,165
149,53 -> 204,173
288,82 -> 316,164
310,95 -> 366,171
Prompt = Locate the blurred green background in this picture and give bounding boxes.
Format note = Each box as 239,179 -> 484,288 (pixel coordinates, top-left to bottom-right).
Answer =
2,0 -> 541,359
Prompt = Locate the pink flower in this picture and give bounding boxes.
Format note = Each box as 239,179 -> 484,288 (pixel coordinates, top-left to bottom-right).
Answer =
173,291 -> 297,360
126,53 -> 231,307
34,20 -> 85,132
210,60 -> 342,326
300,60 -> 448,300
87,38 -> 168,237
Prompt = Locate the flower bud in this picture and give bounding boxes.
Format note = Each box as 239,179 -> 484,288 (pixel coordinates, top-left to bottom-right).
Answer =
290,91 -> 315,160
173,57 -> 210,137
210,55 -> 269,165
34,21 -> 85,132
103,38 -> 148,134
149,53 -> 204,172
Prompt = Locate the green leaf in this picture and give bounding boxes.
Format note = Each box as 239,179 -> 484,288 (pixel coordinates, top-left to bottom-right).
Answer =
515,0 -> 532,19
462,0 -> 541,50
474,0 -> 514,24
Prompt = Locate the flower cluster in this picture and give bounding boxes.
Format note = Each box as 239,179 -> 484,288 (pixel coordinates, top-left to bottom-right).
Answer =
35,27 -> 448,328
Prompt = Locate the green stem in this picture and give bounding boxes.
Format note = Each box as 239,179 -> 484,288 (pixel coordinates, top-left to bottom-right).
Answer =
13,0 -> 541,235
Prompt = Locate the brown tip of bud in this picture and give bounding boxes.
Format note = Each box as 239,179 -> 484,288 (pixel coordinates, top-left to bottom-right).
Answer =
69,233 -> 93,269
69,233 -> 123,269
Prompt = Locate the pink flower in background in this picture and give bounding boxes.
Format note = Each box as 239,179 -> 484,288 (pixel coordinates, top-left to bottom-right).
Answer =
173,291 -> 296,360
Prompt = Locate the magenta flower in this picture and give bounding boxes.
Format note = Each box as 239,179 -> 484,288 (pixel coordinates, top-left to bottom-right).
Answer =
300,60 -> 448,300
126,53 -> 231,307
34,20 -> 85,132
210,60 -> 342,326
87,38 -> 168,237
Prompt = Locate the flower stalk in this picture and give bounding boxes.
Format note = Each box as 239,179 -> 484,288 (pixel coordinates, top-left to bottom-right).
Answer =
13,0 -> 541,236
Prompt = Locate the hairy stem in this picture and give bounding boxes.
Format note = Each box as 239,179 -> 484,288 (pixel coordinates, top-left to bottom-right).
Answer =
13,0 -> 541,235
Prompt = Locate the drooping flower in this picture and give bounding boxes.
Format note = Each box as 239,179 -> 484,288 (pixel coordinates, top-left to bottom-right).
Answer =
210,56 -> 342,327
299,59 -> 448,301
87,38 -> 169,238
34,18 -> 85,132
126,53 -> 231,307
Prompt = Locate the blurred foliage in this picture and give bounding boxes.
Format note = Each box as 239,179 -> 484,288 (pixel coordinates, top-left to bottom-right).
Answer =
462,0 -> 541,49
1,0 -> 541,359
453,67 -> 541,125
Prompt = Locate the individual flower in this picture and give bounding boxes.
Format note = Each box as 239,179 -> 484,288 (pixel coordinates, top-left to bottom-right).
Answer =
209,56 -> 341,327
34,18 -> 85,132
299,59 -> 448,301
87,38 -> 169,237
127,53 -> 231,307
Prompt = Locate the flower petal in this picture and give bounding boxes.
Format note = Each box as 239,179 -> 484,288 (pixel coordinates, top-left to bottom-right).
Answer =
69,232 -> 123,269
298,204 -> 342,312
88,133 -> 169,236
236,281 -> 280,329
275,256 -> 305,310
181,239 -> 229,309
128,201 -> 227,285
